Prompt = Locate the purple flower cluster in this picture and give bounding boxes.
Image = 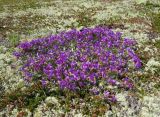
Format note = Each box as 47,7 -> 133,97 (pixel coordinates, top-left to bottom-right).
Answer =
14,26 -> 142,102
103,91 -> 117,102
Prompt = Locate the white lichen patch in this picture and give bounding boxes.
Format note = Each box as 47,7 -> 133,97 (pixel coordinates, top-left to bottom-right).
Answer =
45,96 -> 59,106
145,57 -> 160,74
0,107 -> 32,117
104,92 -> 142,117
33,101 -> 63,117
140,95 -> 160,117
93,0 -> 140,22
0,48 -> 24,94
144,46 -> 158,56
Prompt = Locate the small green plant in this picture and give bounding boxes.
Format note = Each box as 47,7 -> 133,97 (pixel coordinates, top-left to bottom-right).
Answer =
151,13 -> 160,33
75,9 -> 96,27
154,40 -> 160,48
8,33 -> 20,47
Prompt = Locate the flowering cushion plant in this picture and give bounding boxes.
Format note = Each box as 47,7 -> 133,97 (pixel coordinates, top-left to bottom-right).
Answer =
13,26 -> 142,102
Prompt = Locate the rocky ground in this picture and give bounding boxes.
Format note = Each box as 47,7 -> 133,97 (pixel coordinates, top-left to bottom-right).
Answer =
0,0 -> 160,117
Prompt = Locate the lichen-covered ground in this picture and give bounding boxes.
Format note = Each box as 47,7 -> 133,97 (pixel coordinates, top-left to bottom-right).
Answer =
0,0 -> 160,117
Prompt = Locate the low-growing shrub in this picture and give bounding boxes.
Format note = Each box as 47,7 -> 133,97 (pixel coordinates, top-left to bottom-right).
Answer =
13,26 -> 142,104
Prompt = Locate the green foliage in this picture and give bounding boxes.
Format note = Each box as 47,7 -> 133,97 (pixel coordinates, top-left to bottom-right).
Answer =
27,95 -> 46,112
75,9 -> 96,27
154,40 -> 160,48
142,1 -> 160,33
151,13 -> 160,33
8,33 -> 20,47
145,1 -> 160,8
0,83 -> 47,112
154,83 -> 160,90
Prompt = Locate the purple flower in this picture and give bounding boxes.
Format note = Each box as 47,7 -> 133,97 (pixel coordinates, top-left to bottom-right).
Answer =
133,56 -> 142,69
41,79 -> 47,87
18,41 -> 32,50
13,52 -> 21,58
122,77 -> 134,89
59,80 -> 67,89
90,87 -> 100,95
109,95 -> 117,102
103,91 -> 117,102
107,78 -> 117,85
103,91 -> 110,98
43,64 -> 54,80
13,26 -> 142,100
